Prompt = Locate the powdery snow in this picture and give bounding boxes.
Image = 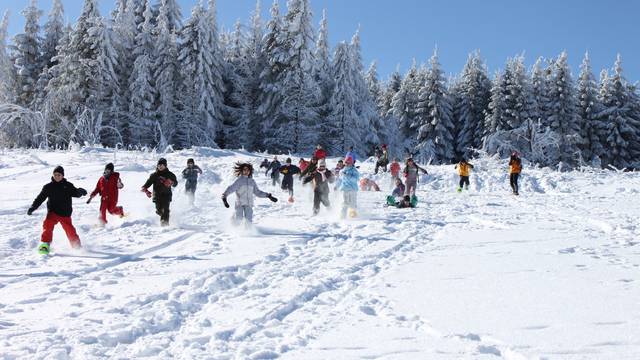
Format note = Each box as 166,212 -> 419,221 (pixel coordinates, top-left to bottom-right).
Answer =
0,148 -> 639,359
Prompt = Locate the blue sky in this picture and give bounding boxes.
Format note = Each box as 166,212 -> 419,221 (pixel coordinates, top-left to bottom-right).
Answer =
3,0 -> 640,82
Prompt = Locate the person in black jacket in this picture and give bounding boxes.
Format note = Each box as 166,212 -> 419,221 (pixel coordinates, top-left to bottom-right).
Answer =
303,159 -> 335,215
182,158 -> 203,205
279,158 -> 301,202
141,158 -> 178,226
27,166 -> 87,254
267,156 -> 281,186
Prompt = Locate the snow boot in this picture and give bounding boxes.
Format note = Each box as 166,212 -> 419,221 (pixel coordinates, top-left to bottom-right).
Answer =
348,208 -> 358,218
457,187 -> 462,193
70,240 -> 82,249
288,196 -> 294,203
38,242 -> 50,255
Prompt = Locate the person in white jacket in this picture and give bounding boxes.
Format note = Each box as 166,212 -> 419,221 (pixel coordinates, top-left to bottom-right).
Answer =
222,162 -> 278,224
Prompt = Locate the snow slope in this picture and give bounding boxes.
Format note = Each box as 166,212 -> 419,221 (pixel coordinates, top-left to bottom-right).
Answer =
0,148 -> 639,359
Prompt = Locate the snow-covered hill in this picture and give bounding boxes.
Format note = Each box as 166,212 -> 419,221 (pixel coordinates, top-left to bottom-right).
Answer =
1,148 -> 639,359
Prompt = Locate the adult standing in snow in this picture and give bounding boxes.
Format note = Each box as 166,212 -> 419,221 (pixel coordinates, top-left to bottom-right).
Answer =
374,144 -> 389,174
141,158 -> 178,226
509,152 -> 523,195
28,166 -> 88,254
454,159 -> 474,192
339,156 -> 360,218
222,163 -> 278,225
268,156 -> 281,187
87,163 -> 125,225
404,158 -> 428,196
279,158 -> 301,203
303,159 -> 335,215
182,158 -> 203,205
313,144 -> 327,160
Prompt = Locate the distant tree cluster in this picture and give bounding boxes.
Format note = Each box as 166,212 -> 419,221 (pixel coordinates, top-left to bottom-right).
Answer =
1,0 -> 639,169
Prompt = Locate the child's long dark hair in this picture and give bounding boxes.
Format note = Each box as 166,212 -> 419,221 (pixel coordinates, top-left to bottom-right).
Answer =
233,162 -> 253,177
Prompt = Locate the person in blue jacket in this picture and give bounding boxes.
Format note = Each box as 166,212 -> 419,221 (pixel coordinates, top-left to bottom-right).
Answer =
339,155 -> 360,218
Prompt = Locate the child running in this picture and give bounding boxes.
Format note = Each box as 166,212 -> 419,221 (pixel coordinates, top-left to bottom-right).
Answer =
28,166 -> 88,254
303,159 -> 335,215
279,158 -> 301,203
454,159 -> 474,192
182,158 -> 203,205
339,156 -> 360,218
87,163 -> 125,225
141,158 -> 178,226
222,162 -> 278,225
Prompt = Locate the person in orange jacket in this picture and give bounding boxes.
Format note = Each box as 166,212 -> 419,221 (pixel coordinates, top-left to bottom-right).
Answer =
87,163 -> 125,224
454,159 -> 474,192
509,152 -> 523,195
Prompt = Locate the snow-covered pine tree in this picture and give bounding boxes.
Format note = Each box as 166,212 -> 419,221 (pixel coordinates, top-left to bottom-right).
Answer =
378,69 -> 402,155
391,61 -> 420,156
327,42 -> 358,154
415,49 -> 455,164
455,51 -> 491,159
153,0 -> 180,148
365,61 -> 383,115
576,52 -> 605,166
221,20 -> 250,149
10,0 -> 42,108
267,0 -> 320,153
33,0 -> 65,110
176,0 -> 225,148
128,0 -> 156,146
0,11 -> 15,104
153,0 -> 183,33
530,57 -> 551,127
350,29 -> 380,152
314,9 -> 333,144
598,55 -> 640,169
547,51 -> 582,168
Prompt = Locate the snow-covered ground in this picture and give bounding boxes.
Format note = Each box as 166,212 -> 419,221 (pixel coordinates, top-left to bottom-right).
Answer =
1,148 -> 639,360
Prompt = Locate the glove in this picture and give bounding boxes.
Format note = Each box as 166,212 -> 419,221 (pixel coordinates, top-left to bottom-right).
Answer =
27,207 -> 34,215
222,196 -> 230,208
162,178 -> 174,187
86,195 -> 94,204
78,188 -> 88,196
141,187 -> 152,198
267,194 -> 278,203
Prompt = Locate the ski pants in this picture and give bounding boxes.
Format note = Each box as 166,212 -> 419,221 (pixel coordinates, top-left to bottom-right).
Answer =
41,212 -> 80,246
510,173 -> 520,193
374,160 -> 388,174
185,180 -> 197,194
271,174 -> 280,187
100,200 -> 124,224
341,190 -> 358,217
313,190 -> 331,214
459,176 -> 470,189
281,177 -> 294,197
234,205 -> 254,223
155,197 -> 171,225
405,178 -> 417,196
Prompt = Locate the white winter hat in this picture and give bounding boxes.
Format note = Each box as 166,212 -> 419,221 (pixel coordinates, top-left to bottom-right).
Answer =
318,159 -> 327,168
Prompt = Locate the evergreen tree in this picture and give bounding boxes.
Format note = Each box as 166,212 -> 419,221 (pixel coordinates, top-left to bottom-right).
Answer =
547,51 -> 582,167
577,52 -> 605,166
153,0 -> 183,33
0,11 -> 15,103
598,55 -> 640,169
10,0 -> 42,108
455,51 -> 491,159
243,0 -> 267,151
221,20 -> 250,149
530,57 -> 551,126
350,29 -> 380,151
391,61 -> 420,155
314,9 -> 332,142
40,0 -> 64,71
327,42 -> 358,154
415,50 -> 454,163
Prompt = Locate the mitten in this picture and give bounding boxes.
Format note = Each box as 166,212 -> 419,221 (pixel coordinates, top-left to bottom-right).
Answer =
78,188 -> 88,196
27,207 -> 34,215
86,196 -> 94,204
222,196 -> 230,208
162,178 -> 173,187
141,187 -> 152,198
267,194 -> 278,203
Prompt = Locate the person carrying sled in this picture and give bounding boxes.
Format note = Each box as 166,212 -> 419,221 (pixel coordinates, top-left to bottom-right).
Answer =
222,163 -> 278,224
87,163 -> 125,225
303,159 -> 335,215
313,144 -> 327,160
390,157 -> 401,180
339,156 -> 360,218
404,157 -> 428,196
268,156 -> 281,187
509,152 -> 523,195
374,144 -> 389,174
182,158 -> 203,205
279,158 -> 301,203
141,158 -> 178,226
454,159 -> 474,192
28,166 -> 88,254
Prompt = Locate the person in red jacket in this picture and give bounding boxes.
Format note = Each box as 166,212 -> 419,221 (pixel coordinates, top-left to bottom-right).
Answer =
87,163 -> 125,225
313,144 -> 327,160
390,157 -> 401,180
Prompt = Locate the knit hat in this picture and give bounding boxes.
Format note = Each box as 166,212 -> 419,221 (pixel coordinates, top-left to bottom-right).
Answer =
187,158 -> 194,164
158,158 -> 167,166
286,157 -> 292,163
105,163 -> 114,172
345,156 -> 354,164
53,165 -> 64,176
318,159 -> 326,168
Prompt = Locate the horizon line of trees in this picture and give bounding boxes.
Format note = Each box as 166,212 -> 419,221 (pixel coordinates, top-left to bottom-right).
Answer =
0,0 -> 639,170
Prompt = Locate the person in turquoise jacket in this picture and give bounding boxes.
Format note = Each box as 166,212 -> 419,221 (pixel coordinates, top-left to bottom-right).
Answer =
338,155 -> 360,218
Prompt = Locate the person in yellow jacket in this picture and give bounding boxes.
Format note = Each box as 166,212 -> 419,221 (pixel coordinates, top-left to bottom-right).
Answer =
509,152 -> 523,195
454,159 -> 474,192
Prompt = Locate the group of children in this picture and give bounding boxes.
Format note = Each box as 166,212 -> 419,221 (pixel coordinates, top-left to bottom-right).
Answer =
27,148 -> 524,254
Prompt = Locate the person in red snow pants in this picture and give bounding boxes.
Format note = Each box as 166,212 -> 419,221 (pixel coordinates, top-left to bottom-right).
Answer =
88,163 -> 124,224
41,212 -> 80,244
